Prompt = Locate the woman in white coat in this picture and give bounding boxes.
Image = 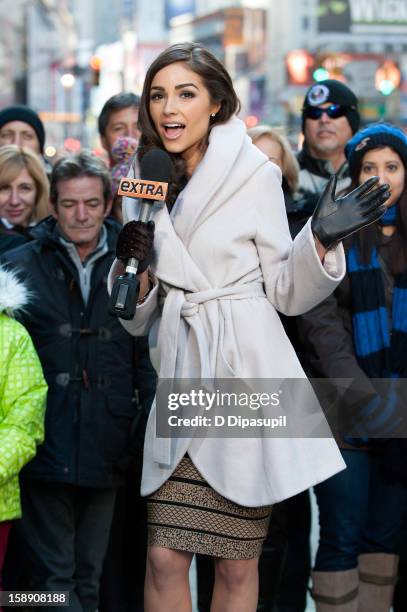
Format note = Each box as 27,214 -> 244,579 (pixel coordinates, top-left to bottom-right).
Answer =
110,43 -> 390,612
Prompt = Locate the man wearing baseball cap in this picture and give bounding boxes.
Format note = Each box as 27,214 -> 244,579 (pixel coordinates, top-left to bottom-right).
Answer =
289,79 -> 360,235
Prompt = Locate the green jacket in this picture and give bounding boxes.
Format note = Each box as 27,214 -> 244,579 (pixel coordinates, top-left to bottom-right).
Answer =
0,267 -> 46,521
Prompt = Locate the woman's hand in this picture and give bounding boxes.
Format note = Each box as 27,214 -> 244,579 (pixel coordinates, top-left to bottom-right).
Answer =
311,175 -> 390,250
116,220 -> 155,274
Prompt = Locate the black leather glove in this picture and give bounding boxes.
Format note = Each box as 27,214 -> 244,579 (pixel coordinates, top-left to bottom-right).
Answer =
311,175 -> 390,249
116,220 -> 154,274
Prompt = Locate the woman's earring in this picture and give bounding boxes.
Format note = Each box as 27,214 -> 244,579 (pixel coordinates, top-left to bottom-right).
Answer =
210,113 -> 216,118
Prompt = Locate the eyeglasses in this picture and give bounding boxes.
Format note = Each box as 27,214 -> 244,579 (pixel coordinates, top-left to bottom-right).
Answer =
303,104 -> 354,120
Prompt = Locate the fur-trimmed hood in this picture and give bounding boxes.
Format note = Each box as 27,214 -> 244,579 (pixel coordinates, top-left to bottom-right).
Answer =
0,266 -> 29,316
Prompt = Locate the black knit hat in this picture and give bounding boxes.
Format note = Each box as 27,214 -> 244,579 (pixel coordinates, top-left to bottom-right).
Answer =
0,105 -> 45,153
345,122 -> 407,179
302,79 -> 360,134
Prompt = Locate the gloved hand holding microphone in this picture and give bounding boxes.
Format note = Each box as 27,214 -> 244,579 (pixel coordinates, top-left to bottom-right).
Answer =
109,149 -> 172,319
116,219 -> 155,274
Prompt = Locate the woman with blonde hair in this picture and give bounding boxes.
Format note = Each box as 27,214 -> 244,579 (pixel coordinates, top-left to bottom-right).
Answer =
247,125 -> 299,196
0,145 -> 49,237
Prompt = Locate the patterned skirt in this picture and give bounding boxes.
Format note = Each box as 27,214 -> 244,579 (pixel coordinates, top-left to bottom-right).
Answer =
147,456 -> 272,559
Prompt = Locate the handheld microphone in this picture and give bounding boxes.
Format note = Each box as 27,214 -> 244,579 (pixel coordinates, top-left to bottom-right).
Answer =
109,149 -> 172,319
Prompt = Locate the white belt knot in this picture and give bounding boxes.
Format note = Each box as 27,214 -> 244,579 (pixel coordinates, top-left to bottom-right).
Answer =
180,300 -> 199,318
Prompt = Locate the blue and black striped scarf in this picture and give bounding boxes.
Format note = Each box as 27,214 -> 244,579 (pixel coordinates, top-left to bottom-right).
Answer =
347,238 -> 407,379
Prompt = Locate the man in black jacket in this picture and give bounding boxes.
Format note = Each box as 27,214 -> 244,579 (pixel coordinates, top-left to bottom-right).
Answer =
1,152 -> 143,611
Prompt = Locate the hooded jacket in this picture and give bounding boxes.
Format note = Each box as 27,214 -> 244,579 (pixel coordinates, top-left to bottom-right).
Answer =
0,267 -> 46,521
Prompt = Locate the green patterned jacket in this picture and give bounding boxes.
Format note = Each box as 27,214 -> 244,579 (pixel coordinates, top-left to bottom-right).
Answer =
0,267 -> 46,521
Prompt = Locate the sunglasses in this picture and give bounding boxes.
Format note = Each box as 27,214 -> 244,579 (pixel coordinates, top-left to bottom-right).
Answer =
303,104 -> 354,120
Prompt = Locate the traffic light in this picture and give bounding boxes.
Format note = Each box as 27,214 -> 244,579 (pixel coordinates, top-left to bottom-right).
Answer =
375,60 -> 400,96
89,55 -> 102,87
313,67 -> 329,82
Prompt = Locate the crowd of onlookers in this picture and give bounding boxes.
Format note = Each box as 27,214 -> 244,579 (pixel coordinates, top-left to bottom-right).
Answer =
0,77 -> 406,612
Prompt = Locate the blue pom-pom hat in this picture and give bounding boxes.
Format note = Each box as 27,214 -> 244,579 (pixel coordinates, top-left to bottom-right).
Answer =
345,122 -> 407,178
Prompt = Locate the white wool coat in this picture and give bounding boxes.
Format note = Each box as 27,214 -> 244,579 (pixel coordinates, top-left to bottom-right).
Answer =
109,116 -> 346,506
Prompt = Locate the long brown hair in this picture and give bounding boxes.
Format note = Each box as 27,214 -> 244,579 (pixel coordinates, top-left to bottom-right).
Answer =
137,43 -> 240,210
347,146 -> 407,275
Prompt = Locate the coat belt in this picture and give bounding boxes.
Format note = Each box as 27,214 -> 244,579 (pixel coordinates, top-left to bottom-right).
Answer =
154,281 -> 266,464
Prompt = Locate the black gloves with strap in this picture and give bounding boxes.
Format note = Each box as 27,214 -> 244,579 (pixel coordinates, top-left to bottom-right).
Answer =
311,175 -> 390,249
116,220 -> 155,274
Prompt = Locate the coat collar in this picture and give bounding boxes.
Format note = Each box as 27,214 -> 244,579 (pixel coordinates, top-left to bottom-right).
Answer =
170,115 -> 268,245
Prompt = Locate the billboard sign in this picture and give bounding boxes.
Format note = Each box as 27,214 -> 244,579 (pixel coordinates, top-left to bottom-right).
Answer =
318,0 -> 407,32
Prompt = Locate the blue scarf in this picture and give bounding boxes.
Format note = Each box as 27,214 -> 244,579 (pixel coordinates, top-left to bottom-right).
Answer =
347,243 -> 407,378
380,204 -> 397,227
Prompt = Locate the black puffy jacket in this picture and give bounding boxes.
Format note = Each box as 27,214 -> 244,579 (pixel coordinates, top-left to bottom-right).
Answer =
1,217 -> 145,487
